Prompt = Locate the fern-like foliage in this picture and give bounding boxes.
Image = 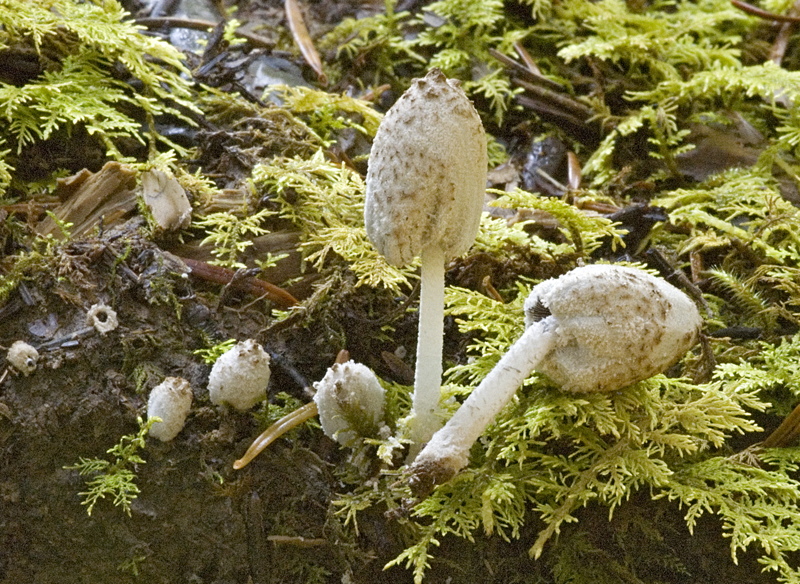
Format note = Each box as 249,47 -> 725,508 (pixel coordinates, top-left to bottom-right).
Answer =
556,0 -> 746,84
267,84 -> 384,147
0,0 -> 198,196
319,0 -> 424,86
715,334 -> 800,415
661,453 -> 800,582
193,207 -> 281,269
252,150 -> 416,294
528,0 -> 800,186
490,187 -> 626,254
64,416 -> 156,517
651,168 -> 800,329
706,268 -> 777,331
321,0 -> 531,125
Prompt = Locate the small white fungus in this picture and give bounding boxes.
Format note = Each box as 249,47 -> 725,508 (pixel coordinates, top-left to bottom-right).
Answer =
7,340 -> 39,376
86,303 -> 119,335
147,377 -> 193,441
207,340 -> 271,411
313,361 -> 386,447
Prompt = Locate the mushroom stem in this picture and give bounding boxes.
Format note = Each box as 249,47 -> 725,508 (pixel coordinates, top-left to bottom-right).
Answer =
409,317 -> 558,493
233,401 -> 318,469
408,242 -> 446,451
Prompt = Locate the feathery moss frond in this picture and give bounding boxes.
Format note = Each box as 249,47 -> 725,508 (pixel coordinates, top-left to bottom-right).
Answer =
0,0 -> 198,193
706,268 -> 777,331
268,84 -> 384,146
193,207 -> 279,269
252,150 -> 415,294
64,416 -> 156,517
490,188 -> 625,254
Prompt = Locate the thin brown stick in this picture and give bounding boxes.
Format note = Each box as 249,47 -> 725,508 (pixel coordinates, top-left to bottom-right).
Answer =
488,48 -> 565,92
133,17 -> 276,49
513,78 -> 595,120
284,0 -> 327,85
762,402 -> 800,448
182,257 -> 298,307
730,0 -> 800,22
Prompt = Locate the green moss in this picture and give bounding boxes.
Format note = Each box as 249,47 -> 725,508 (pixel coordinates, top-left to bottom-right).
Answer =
0,0 -> 198,196
252,150 -> 416,295
321,0 -> 532,125
64,416 -> 157,517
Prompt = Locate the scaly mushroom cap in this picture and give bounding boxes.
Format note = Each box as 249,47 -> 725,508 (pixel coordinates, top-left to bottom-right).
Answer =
524,265 -> 702,393
364,68 -> 488,266
148,377 -> 193,442
208,340 -> 271,411
313,361 -> 386,447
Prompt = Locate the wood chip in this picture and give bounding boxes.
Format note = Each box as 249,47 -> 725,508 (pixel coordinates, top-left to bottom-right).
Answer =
36,161 -> 137,239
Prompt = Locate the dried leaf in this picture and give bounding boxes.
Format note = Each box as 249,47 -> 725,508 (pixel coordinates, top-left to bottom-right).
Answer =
284,0 -> 326,85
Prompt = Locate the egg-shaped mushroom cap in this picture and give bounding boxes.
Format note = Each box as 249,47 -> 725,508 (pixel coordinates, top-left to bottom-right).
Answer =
524,265 -> 702,393
364,68 -> 488,267
313,361 -> 386,447
148,377 -> 193,442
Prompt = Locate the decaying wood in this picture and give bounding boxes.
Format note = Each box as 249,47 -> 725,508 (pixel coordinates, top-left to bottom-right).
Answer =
36,161 -> 137,239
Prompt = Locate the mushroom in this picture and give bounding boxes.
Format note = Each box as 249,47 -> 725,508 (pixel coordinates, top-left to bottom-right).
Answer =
313,360 -> 387,448
408,265 -> 703,496
208,339 -> 271,411
147,377 -> 193,442
364,68 -> 488,451
86,303 -> 118,335
233,358 -> 386,469
6,340 -> 39,376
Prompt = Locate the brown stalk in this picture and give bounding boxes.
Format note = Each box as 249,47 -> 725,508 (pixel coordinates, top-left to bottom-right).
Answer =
730,0 -> 800,22
488,48 -> 565,92
181,257 -> 298,307
761,402 -> 800,448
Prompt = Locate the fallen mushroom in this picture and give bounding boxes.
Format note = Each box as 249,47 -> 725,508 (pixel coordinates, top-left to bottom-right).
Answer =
364,68 -> 488,452
233,359 -> 386,469
408,264 -> 703,496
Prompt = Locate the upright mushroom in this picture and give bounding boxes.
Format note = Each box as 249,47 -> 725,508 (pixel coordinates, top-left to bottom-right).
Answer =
364,68 -> 488,451
408,265 -> 703,495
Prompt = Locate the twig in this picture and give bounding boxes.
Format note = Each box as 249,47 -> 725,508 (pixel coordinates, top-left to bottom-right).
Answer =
488,48 -> 564,92
133,17 -> 276,49
182,258 -> 298,307
762,402 -> 800,448
730,0 -> 800,22
284,0 -> 327,85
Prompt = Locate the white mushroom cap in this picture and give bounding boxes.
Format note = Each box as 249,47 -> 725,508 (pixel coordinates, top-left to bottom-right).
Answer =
147,377 -> 193,441
408,265 -> 703,494
523,265 -> 702,393
208,340 -> 271,411
313,361 -> 386,447
7,340 -> 39,376
364,68 -> 488,266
